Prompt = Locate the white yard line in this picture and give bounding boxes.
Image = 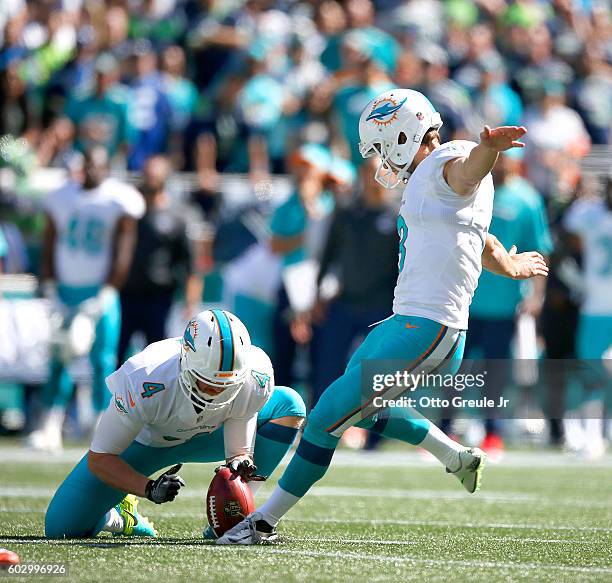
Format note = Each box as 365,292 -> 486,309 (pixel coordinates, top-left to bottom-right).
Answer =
2,503 -> 609,536
2,447 -> 612,468
249,548 -> 612,575
291,517 -> 612,533
3,485 -> 611,509
0,539 -> 608,574
291,537 -> 417,546
290,536 -> 594,546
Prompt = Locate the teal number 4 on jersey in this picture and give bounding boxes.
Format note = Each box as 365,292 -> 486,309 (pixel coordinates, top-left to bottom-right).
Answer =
251,370 -> 270,389
141,382 -> 166,398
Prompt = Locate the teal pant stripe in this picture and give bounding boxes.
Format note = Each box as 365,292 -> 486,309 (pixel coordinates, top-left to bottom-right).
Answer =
294,438 -> 335,467
212,309 -> 234,371
326,322 -> 448,434
256,423 -> 299,444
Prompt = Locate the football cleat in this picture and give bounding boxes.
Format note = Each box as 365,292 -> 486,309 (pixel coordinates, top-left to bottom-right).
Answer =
216,512 -> 277,545
114,495 -> 157,537
448,447 -> 486,494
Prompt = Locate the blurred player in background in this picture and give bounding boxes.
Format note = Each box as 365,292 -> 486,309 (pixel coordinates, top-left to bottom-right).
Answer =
562,176 -> 612,458
27,146 -> 145,452
118,154 -> 203,364
219,89 -> 549,544
44,310 -> 305,539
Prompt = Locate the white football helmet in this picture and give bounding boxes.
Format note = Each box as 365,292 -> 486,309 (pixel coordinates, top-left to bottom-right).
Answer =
178,309 -> 252,410
358,88 -> 443,188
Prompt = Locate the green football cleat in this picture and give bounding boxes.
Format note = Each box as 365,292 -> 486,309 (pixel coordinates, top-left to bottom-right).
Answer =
114,495 -> 157,537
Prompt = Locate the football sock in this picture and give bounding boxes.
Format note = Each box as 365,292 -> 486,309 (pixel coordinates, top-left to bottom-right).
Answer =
366,407 -> 462,470
101,508 -> 124,534
258,423 -> 338,525
258,487 -> 301,527
418,422 -> 464,472
367,406 -> 429,445
249,481 -> 265,497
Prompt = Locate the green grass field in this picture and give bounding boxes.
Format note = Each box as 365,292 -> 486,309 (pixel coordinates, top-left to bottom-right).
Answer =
1,443 -> 611,582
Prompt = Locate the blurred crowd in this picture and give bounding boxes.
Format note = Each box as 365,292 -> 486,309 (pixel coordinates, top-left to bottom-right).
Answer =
0,0 -> 610,178
0,0 -> 610,455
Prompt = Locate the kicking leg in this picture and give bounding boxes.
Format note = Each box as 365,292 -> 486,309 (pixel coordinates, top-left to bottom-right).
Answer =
218,316 -> 481,544
362,406 -> 485,493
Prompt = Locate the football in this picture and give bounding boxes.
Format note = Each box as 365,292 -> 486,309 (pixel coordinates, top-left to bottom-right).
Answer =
206,467 -> 255,537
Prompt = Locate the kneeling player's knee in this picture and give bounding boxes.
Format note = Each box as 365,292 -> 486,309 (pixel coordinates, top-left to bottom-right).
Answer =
270,385 -> 307,421
44,504 -> 70,539
45,495 -> 94,539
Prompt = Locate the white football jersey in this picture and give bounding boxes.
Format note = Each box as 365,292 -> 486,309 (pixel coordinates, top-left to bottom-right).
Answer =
44,178 -> 145,288
91,339 -> 274,458
564,198 -> 612,315
393,141 -> 494,330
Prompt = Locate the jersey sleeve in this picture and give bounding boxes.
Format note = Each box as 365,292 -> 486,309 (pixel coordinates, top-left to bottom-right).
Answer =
90,366 -> 146,453
223,346 -> 274,459
223,414 -> 258,459
89,399 -> 144,454
429,140 -> 479,198
114,181 -> 146,220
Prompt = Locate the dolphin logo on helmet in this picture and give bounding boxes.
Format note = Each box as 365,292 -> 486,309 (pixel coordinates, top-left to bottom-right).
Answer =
366,97 -> 407,125
183,319 -> 198,352
359,89 -> 443,189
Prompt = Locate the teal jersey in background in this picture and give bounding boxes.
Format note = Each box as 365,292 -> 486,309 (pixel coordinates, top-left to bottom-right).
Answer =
163,76 -> 198,131
0,227 -> 8,260
65,89 -> 129,156
270,192 -> 307,267
333,81 -> 394,166
269,187 -> 335,268
471,177 -> 553,318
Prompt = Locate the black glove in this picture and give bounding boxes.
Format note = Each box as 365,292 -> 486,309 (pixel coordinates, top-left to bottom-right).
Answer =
223,458 -> 267,482
145,464 -> 186,504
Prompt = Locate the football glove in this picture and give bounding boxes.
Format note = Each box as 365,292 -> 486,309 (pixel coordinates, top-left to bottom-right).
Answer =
222,459 -> 266,482
145,464 -> 186,504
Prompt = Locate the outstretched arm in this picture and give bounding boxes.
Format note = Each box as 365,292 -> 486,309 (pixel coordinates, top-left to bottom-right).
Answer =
482,234 -> 549,280
88,405 -> 185,503
444,125 -> 527,196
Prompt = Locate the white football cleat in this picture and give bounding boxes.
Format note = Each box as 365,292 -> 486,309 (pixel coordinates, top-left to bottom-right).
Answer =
448,447 -> 486,493
216,512 -> 277,545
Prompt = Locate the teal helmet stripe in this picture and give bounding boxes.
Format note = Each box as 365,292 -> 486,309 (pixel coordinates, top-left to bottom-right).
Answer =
212,309 -> 234,372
